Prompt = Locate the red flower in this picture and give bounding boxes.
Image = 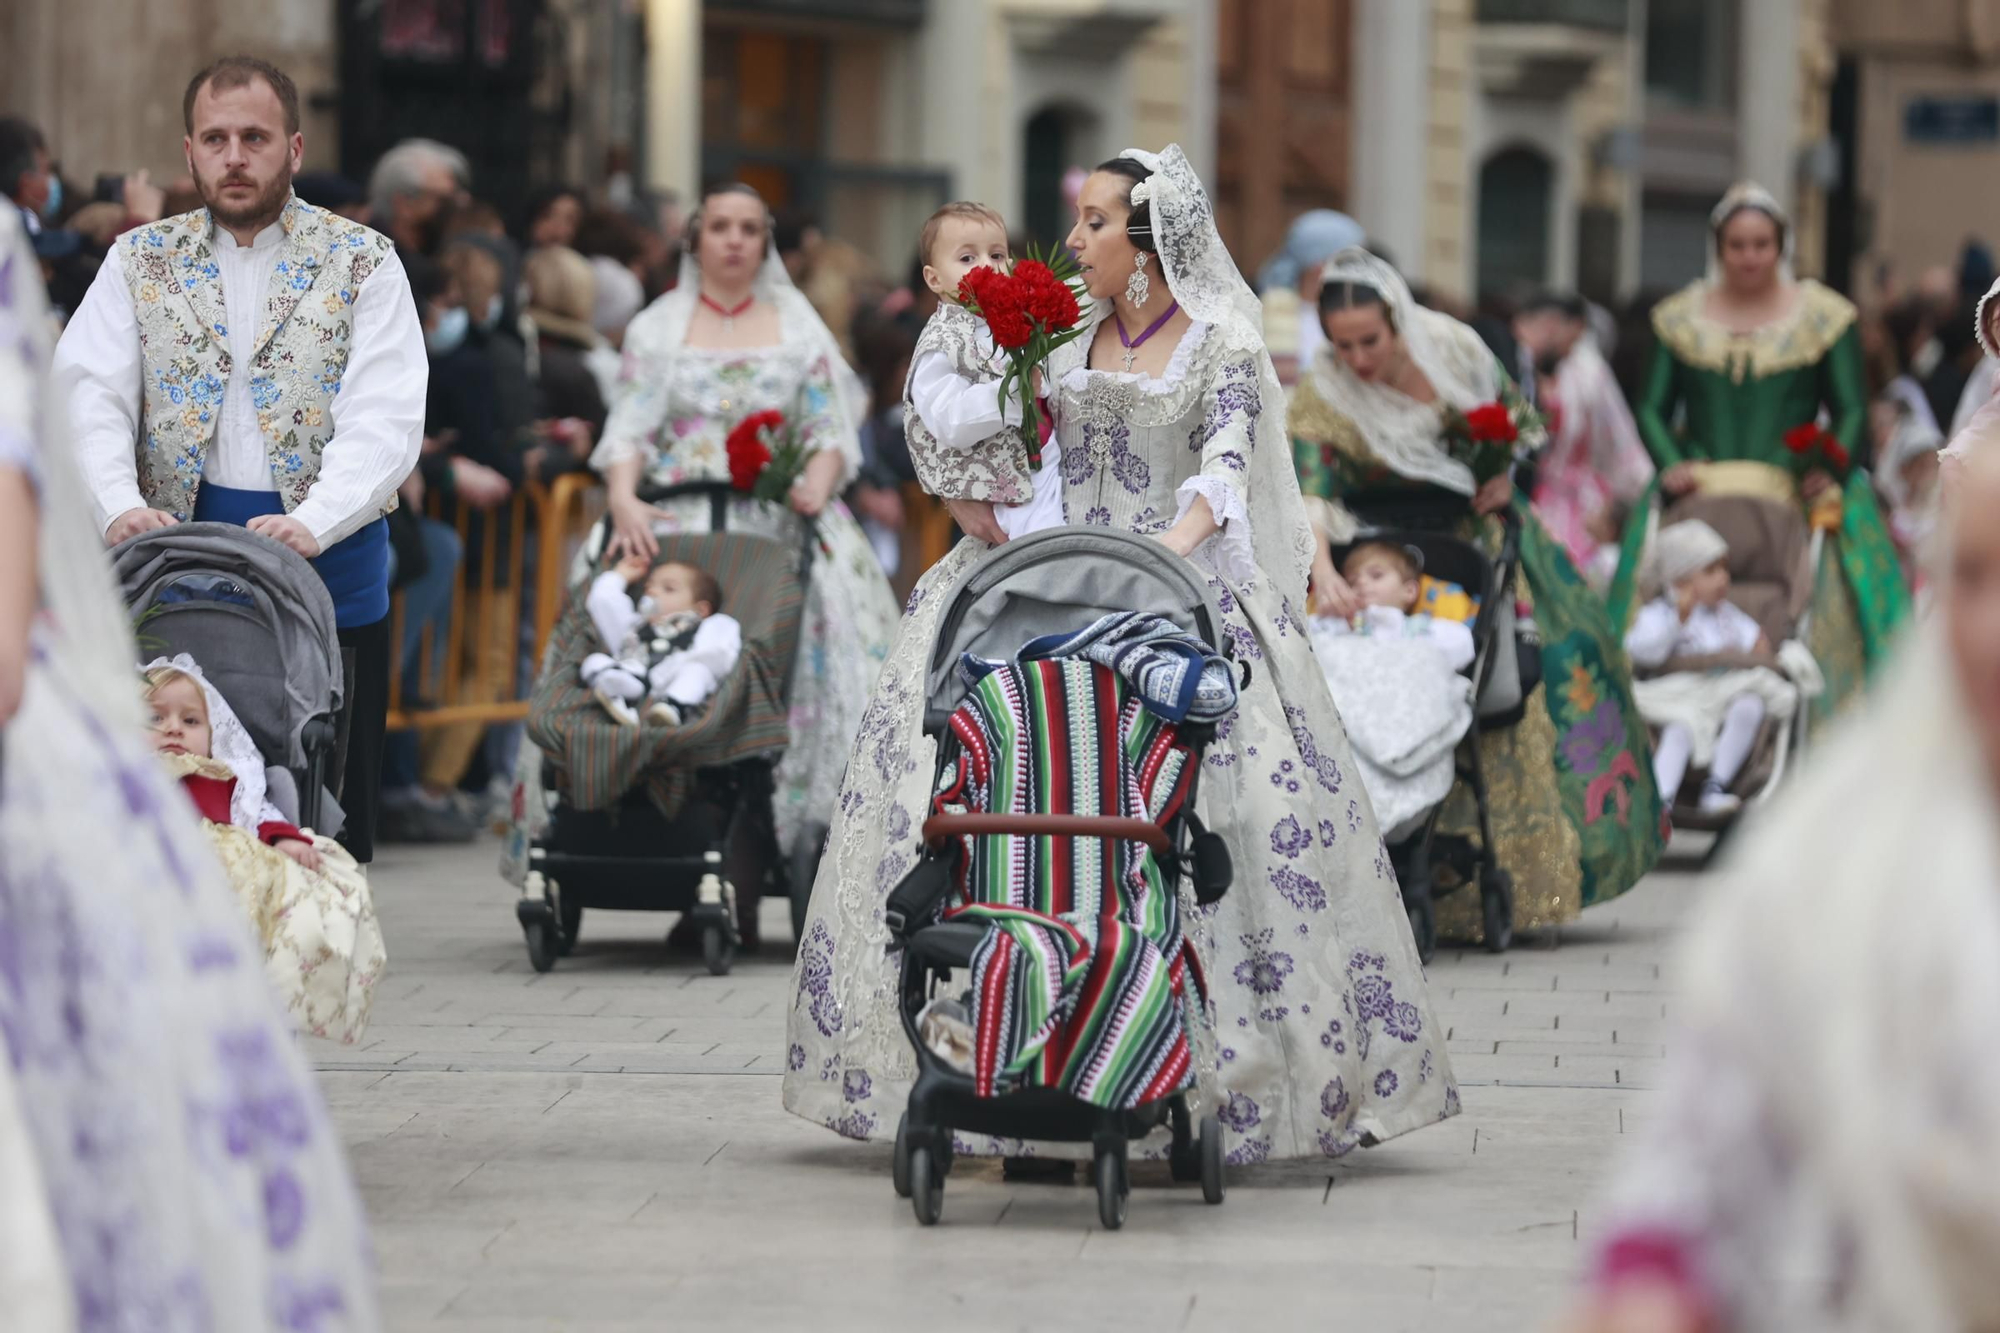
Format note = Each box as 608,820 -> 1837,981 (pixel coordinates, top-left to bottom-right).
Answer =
725,409 -> 782,492
1464,402 -> 1518,444
1782,422 -> 1821,455
1822,438 -> 1850,472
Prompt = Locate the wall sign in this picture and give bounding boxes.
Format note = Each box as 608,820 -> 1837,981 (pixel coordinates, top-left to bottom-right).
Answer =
1905,96 -> 2000,145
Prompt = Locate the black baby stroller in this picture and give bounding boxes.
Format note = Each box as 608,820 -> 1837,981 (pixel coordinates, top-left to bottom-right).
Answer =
881,526 -> 1236,1230
113,522 -> 349,835
1329,503 -> 1531,963
511,481 -> 815,976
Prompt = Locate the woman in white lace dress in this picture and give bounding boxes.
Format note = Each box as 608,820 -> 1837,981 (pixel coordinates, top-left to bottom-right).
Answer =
783,147 -> 1456,1163
0,195 -> 379,1330
585,185 -> 900,931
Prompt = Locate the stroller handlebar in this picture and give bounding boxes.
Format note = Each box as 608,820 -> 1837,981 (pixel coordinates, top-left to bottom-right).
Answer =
922,812 -> 1173,856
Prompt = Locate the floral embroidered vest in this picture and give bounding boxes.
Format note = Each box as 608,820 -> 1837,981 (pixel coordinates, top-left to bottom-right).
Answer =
117,195 -> 398,519
903,301 -> 1036,505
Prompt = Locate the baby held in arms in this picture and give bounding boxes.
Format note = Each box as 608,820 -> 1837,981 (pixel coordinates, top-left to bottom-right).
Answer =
581,553 -> 744,728
905,201 -> 1065,545
1318,541 -> 1475,672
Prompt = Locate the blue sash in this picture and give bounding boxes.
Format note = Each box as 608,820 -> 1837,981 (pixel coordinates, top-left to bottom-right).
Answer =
192,484 -> 389,628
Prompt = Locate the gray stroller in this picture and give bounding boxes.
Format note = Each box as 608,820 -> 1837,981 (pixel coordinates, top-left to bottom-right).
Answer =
114,522 -> 348,834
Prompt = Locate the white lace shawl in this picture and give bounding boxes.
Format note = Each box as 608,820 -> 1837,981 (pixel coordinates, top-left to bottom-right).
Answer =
143,653 -> 286,834
1307,248 -> 1501,496
591,245 -> 866,482
1109,144 -> 1316,600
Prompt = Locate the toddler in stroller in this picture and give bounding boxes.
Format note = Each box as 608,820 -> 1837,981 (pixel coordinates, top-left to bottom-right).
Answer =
1319,524 -> 1521,961
143,657 -> 385,1044
580,550 -> 743,728
881,527 -> 1238,1230
1627,507 -> 1821,841
512,481 -> 813,975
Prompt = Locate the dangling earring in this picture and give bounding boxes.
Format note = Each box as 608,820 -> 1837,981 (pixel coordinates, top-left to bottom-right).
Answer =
1126,252 -> 1151,307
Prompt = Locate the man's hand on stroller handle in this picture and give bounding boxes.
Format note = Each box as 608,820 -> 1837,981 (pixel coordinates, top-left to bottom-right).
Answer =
247,514 -> 321,559
105,505 -> 178,546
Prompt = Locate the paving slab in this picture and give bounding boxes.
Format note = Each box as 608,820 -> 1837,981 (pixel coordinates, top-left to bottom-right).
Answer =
316,840 -> 1702,1331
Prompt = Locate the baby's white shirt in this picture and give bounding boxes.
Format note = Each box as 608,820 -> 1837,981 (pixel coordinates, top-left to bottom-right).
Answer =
1317,604 -> 1476,673
1625,596 -> 1763,668
907,344 -> 1065,540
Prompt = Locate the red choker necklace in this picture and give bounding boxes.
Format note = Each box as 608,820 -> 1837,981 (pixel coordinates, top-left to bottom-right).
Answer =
700,293 -> 754,328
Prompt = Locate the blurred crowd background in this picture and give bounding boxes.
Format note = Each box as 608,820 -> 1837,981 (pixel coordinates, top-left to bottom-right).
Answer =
5,0 -> 1998,844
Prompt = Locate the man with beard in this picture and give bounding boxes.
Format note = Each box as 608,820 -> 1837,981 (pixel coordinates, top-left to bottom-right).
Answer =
1514,292 -> 1655,573
53,55 -> 426,865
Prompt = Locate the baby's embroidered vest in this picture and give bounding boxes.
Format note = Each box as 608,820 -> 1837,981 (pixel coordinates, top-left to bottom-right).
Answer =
117,196 -> 399,521
903,302 -> 1037,505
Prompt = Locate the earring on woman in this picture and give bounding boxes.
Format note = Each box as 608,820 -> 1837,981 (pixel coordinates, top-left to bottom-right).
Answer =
1126,252 -> 1151,307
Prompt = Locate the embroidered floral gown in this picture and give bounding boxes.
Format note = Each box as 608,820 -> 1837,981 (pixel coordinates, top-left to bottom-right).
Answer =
0,208 -> 380,1330
783,318 -> 1457,1161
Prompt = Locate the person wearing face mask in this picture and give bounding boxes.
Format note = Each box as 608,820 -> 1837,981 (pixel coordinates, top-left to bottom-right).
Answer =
1630,183 -> 1907,720
1516,291 -> 1655,572
1287,248 -> 1666,943
52,57 -> 426,866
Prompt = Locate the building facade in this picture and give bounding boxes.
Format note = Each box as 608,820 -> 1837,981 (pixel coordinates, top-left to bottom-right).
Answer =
1832,0 -> 2000,293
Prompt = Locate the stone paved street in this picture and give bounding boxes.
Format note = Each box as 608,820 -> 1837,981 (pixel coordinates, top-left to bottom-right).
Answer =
311,840 -> 1704,1332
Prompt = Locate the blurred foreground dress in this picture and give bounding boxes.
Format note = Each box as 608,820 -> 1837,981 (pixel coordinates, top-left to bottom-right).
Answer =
1586,613 -> 2000,1329
0,208 -> 381,1329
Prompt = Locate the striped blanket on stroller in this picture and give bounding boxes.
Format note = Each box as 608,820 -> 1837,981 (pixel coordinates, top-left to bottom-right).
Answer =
934,658 -> 1209,1110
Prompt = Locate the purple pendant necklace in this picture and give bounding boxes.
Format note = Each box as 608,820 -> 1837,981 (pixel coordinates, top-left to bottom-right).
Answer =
1116,300 -> 1180,372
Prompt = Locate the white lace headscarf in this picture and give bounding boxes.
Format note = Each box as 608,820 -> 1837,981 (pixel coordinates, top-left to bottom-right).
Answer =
1113,144 -> 1318,598
1706,181 -> 1797,287
591,186 -> 865,478
143,653 -> 285,834
1306,246 -> 1501,495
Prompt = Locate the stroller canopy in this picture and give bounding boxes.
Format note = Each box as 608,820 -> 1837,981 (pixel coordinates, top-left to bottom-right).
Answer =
924,527 -> 1228,728
113,522 -> 342,771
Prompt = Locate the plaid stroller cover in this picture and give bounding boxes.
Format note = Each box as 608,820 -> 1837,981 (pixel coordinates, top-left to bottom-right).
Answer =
934,658 -> 1208,1110
526,530 -> 804,818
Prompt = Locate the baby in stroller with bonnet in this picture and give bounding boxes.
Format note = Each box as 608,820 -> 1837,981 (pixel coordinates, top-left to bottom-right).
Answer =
143,655 -> 385,1044
1626,519 -> 1814,824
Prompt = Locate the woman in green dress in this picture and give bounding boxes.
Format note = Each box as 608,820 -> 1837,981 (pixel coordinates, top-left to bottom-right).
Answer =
1289,248 -> 1664,943
1628,183 -> 1907,715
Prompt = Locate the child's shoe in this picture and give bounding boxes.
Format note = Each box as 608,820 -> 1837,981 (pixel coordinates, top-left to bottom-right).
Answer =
1698,780 -> 1742,816
646,700 -> 682,727
594,684 -> 640,727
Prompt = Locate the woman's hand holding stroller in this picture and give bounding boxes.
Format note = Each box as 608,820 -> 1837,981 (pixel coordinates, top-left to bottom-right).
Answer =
1472,472 -> 1515,516
943,497 -> 1007,547
1309,546 -> 1362,621
275,837 -> 323,872
1661,464 -> 1700,498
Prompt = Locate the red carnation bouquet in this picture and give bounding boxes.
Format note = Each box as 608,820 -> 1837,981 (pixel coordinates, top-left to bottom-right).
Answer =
1782,421 -> 1850,478
954,247 -> 1091,467
1440,383 -> 1543,486
724,409 -> 805,502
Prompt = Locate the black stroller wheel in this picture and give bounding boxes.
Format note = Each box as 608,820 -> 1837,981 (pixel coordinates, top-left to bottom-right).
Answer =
524,919 -> 559,973
909,1145 -> 944,1226
892,1114 -> 913,1200
1094,1150 -> 1128,1231
1481,869 -> 1515,954
557,893 -> 582,956
1406,896 -> 1436,965
1198,1115 -> 1226,1205
789,831 -> 822,949
700,922 -> 735,976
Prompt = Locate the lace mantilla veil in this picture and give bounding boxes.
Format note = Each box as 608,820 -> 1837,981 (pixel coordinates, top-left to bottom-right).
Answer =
592,207 -> 866,476
1114,144 -> 1317,600
1307,246 -> 1502,495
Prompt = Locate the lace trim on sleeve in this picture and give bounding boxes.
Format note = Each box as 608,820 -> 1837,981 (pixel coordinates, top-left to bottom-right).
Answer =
1175,475 -> 1255,584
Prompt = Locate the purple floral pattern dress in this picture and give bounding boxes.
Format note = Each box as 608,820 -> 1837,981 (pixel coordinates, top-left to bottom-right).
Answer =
782,317 -> 1458,1160
0,207 -> 380,1330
